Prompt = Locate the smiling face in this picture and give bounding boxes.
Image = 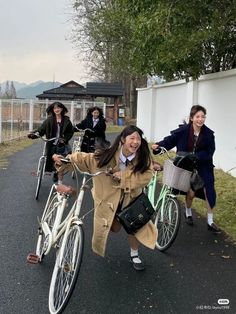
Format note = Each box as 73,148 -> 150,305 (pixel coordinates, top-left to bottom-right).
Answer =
53,105 -> 63,116
92,109 -> 100,119
191,110 -> 206,131
121,131 -> 142,157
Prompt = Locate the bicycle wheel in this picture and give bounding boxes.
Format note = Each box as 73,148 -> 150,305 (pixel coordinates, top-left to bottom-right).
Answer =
154,196 -> 181,251
49,224 -> 84,314
36,193 -> 60,261
35,157 -> 45,200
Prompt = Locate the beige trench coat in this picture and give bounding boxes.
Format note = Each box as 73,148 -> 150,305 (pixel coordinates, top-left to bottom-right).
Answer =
63,148 -> 158,257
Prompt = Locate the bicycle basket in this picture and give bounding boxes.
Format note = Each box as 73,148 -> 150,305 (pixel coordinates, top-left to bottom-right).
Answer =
163,159 -> 192,192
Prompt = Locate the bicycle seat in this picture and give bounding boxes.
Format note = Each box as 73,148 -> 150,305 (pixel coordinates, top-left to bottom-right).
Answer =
56,184 -> 76,195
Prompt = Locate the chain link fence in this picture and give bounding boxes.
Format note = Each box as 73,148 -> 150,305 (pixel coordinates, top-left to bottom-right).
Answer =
0,99 -> 106,143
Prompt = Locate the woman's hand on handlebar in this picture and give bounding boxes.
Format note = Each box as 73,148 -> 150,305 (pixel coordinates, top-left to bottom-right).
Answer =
28,132 -> 39,139
151,143 -> 159,151
152,160 -> 163,171
52,154 -> 64,166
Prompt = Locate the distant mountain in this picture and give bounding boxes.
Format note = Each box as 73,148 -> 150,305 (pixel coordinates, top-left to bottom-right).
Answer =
0,80 -> 63,98
1,80 -> 28,91
17,81 -> 62,99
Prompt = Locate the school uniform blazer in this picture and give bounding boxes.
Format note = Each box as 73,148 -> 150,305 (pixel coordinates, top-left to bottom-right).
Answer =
155,123 -> 216,208
35,115 -> 74,144
58,148 -> 158,257
75,116 -> 106,139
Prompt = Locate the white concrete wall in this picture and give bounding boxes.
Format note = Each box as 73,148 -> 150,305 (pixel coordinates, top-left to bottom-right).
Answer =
137,68 -> 236,176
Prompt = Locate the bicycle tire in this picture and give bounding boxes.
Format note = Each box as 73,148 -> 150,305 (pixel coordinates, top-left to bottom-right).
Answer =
154,196 -> 181,251
36,193 -> 60,261
49,224 -> 84,314
35,157 -> 45,200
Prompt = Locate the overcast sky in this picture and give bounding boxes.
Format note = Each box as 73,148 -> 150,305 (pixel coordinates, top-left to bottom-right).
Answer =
0,0 -> 88,84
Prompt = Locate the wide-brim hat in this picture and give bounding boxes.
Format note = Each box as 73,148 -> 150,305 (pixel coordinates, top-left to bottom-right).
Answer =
46,102 -> 68,114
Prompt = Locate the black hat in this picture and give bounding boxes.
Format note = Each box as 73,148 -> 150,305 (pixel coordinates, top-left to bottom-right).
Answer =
46,102 -> 68,114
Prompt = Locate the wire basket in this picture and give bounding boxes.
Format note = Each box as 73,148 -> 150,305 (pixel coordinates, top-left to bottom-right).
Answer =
163,159 -> 192,192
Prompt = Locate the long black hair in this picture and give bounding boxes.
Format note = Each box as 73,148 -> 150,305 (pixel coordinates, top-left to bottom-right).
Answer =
86,106 -> 105,119
95,125 -> 151,173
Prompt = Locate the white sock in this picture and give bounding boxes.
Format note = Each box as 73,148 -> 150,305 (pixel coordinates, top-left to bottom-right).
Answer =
207,213 -> 213,225
185,207 -> 192,217
58,180 -> 63,185
130,249 -> 141,263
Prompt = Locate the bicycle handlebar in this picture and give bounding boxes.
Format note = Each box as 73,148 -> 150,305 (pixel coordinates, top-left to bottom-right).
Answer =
155,146 -> 172,159
74,126 -> 95,133
59,157 -> 112,177
28,132 -> 60,142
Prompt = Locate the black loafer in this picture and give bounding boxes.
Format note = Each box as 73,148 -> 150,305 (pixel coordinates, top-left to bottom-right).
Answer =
207,223 -> 221,233
184,213 -> 194,226
130,255 -> 145,271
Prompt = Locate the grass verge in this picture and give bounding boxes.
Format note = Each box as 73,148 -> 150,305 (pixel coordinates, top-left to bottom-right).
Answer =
0,137 -> 34,168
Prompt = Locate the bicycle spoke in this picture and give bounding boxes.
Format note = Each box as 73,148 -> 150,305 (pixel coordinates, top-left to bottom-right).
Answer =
155,196 -> 181,251
49,224 -> 84,314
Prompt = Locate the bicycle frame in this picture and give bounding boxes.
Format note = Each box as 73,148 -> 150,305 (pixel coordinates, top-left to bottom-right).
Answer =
72,128 -> 95,153
147,171 -> 178,219
37,163 -> 98,267
36,142 -> 47,177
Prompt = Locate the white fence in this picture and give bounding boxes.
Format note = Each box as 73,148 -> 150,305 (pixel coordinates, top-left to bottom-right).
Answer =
137,68 -> 236,176
0,99 -> 106,143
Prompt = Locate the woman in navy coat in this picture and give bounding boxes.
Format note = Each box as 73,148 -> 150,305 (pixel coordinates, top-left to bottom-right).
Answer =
75,106 -> 109,152
152,105 -> 220,232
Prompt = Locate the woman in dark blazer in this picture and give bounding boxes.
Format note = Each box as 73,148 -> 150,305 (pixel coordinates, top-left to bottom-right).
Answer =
28,102 -> 74,183
152,105 -> 220,232
75,106 -> 109,153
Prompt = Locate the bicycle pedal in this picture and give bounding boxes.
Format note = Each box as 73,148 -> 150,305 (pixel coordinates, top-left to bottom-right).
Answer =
27,253 -> 40,264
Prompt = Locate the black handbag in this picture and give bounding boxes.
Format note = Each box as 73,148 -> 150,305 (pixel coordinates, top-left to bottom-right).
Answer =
190,170 -> 204,191
116,192 -> 155,235
173,151 -> 197,172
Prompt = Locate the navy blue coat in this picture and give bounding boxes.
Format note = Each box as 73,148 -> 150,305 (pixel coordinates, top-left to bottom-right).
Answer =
75,116 -> 107,153
154,123 -> 216,208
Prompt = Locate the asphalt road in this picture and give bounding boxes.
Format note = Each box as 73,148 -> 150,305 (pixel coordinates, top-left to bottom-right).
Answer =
0,134 -> 236,314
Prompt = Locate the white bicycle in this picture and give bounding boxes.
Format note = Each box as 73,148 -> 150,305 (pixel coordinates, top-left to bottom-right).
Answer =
71,128 -> 94,178
27,158 -> 109,314
32,135 -> 58,200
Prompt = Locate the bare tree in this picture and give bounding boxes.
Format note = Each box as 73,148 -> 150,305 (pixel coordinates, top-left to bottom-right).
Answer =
10,81 -> 17,98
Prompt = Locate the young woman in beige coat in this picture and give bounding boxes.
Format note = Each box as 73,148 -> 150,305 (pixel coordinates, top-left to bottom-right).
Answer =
53,125 -> 158,271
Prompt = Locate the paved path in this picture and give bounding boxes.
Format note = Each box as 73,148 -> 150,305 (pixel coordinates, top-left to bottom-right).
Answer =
0,134 -> 235,314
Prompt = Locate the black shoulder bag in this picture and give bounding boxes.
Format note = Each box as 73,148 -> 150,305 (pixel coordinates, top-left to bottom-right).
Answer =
116,192 -> 155,235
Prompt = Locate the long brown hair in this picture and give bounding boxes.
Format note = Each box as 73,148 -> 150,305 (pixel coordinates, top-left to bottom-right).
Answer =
95,125 -> 151,173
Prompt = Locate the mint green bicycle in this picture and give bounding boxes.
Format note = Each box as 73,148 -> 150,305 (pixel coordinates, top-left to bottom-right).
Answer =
147,147 -> 192,251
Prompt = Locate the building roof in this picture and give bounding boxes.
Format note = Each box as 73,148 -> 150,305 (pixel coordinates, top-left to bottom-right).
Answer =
36,80 -> 124,100
86,82 -> 124,97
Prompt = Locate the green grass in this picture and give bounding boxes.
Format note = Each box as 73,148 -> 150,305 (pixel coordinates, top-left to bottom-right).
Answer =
106,125 -> 124,133
0,137 -> 34,168
152,151 -> 236,243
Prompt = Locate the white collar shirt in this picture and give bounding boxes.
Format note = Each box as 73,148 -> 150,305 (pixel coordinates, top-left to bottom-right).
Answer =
119,149 -> 136,170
